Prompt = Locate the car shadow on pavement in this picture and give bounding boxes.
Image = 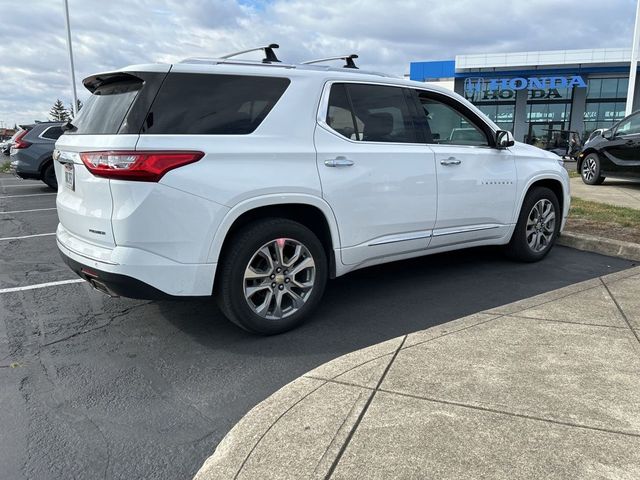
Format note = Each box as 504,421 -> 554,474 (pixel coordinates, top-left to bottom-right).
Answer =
155,245 -> 635,362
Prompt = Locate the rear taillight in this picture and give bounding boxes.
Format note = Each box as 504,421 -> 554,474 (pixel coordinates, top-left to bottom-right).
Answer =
12,129 -> 31,149
79,151 -> 204,182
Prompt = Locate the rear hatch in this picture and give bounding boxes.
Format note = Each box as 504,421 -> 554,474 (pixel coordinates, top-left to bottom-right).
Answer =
55,67 -> 169,249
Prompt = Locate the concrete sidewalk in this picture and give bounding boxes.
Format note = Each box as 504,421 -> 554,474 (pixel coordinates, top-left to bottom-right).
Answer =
195,266 -> 640,480
570,176 -> 640,210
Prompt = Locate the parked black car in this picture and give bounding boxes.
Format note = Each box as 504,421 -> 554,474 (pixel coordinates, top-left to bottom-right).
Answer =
10,122 -> 65,189
577,111 -> 640,185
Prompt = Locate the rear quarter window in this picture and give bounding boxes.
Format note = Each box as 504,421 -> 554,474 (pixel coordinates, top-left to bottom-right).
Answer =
141,73 -> 290,135
40,126 -> 64,140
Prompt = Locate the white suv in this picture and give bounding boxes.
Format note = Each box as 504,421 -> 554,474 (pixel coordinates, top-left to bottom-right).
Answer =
55,47 -> 570,334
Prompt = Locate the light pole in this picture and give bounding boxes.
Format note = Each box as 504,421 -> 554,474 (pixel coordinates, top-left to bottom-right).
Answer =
63,0 -> 79,117
626,0 -> 640,116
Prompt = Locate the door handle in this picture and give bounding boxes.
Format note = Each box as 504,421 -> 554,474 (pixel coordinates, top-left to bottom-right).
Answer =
325,157 -> 354,167
440,157 -> 461,166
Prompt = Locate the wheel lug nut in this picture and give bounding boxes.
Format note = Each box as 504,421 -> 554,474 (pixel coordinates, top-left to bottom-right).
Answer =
283,270 -> 288,275
276,268 -> 281,273
271,282 -> 276,288
285,278 -> 290,283
278,285 -> 284,290
270,274 -> 275,279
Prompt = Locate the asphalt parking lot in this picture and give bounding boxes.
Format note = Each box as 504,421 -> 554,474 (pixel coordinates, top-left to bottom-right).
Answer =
0,172 -> 636,480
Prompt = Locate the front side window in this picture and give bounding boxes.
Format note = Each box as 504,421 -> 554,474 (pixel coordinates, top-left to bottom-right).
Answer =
616,114 -> 640,136
325,83 -> 417,143
416,92 -> 489,146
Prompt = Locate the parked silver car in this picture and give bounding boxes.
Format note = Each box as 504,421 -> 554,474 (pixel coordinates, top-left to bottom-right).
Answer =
11,122 -> 65,189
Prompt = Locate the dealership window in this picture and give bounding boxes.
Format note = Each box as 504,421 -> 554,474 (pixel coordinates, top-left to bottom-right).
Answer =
583,77 -> 627,139
527,102 -> 572,123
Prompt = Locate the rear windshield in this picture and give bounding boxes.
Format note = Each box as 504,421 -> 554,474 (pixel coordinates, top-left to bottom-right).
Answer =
141,73 -> 290,135
71,79 -> 143,134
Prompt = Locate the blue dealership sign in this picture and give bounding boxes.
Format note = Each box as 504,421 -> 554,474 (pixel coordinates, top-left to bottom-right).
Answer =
464,75 -> 587,94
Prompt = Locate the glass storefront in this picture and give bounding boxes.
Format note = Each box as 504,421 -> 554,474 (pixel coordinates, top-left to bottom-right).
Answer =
583,77 -> 627,139
458,74 -> 632,147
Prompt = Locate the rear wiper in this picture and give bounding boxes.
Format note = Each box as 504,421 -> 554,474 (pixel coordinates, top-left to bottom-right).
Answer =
61,121 -> 77,132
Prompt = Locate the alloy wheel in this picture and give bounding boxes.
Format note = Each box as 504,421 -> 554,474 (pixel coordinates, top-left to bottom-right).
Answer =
243,238 -> 316,320
526,199 -> 556,253
582,157 -> 597,182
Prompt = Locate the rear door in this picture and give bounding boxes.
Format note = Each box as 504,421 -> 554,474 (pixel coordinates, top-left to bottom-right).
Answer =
55,67 -> 169,248
314,82 -> 437,265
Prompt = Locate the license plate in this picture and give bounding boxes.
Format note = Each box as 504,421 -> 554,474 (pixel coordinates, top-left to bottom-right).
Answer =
64,163 -> 75,191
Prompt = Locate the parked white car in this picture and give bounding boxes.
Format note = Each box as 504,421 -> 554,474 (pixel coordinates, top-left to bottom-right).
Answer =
54,46 -> 570,334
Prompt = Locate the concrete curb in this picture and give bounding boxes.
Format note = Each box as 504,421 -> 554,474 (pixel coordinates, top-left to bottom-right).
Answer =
558,230 -> 640,262
194,265 -> 640,480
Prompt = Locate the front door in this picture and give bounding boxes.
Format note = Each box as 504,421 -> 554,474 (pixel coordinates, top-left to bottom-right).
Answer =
412,90 -> 517,248
314,82 -> 438,266
600,112 -> 640,176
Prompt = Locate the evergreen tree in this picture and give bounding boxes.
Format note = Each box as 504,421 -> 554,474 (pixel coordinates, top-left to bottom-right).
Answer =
68,99 -> 83,119
49,99 -> 70,122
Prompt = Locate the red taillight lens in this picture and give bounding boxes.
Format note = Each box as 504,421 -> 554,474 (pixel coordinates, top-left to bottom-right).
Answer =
12,129 -> 31,149
79,151 -> 204,182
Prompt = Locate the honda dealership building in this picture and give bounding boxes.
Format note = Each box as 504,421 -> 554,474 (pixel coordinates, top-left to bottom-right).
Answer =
410,48 -> 640,145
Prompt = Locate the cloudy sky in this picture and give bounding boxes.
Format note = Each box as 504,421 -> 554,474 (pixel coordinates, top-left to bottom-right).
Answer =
0,0 -> 638,127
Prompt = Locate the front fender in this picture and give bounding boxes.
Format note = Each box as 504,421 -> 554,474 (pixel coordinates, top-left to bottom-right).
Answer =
513,171 -> 571,226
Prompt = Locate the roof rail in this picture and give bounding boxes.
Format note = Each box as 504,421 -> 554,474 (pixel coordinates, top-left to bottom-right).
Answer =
301,54 -> 358,69
219,44 -> 281,63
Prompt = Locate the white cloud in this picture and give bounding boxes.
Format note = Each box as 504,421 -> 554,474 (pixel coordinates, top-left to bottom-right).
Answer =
0,0 -> 636,126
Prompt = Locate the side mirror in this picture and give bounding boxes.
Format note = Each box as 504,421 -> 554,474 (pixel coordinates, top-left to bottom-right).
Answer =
602,129 -> 614,140
496,130 -> 515,149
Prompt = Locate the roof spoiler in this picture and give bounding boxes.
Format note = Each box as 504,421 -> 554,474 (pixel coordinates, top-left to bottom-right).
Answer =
82,72 -> 143,93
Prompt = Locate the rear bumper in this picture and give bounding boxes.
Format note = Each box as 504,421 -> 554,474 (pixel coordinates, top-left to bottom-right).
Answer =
57,224 -> 216,297
12,151 -> 42,179
59,248 -> 170,299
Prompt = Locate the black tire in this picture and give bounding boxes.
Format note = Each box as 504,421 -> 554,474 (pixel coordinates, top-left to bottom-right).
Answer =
42,162 -> 57,190
580,153 -> 605,185
216,218 -> 328,335
505,186 -> 560,262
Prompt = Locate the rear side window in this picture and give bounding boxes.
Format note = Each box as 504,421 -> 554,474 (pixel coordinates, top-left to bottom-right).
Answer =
326,83 -> 417,143
142,73 -> 290,135
72,79 -> 143,134
40,126 -> 64,140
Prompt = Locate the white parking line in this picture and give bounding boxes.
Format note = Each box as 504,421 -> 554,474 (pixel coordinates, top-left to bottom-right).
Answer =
0,208 -> 57,214
0,232 -> 56,241
0,279 -> 85,294
2,184 -> 48,188
0,193 -> 56,198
